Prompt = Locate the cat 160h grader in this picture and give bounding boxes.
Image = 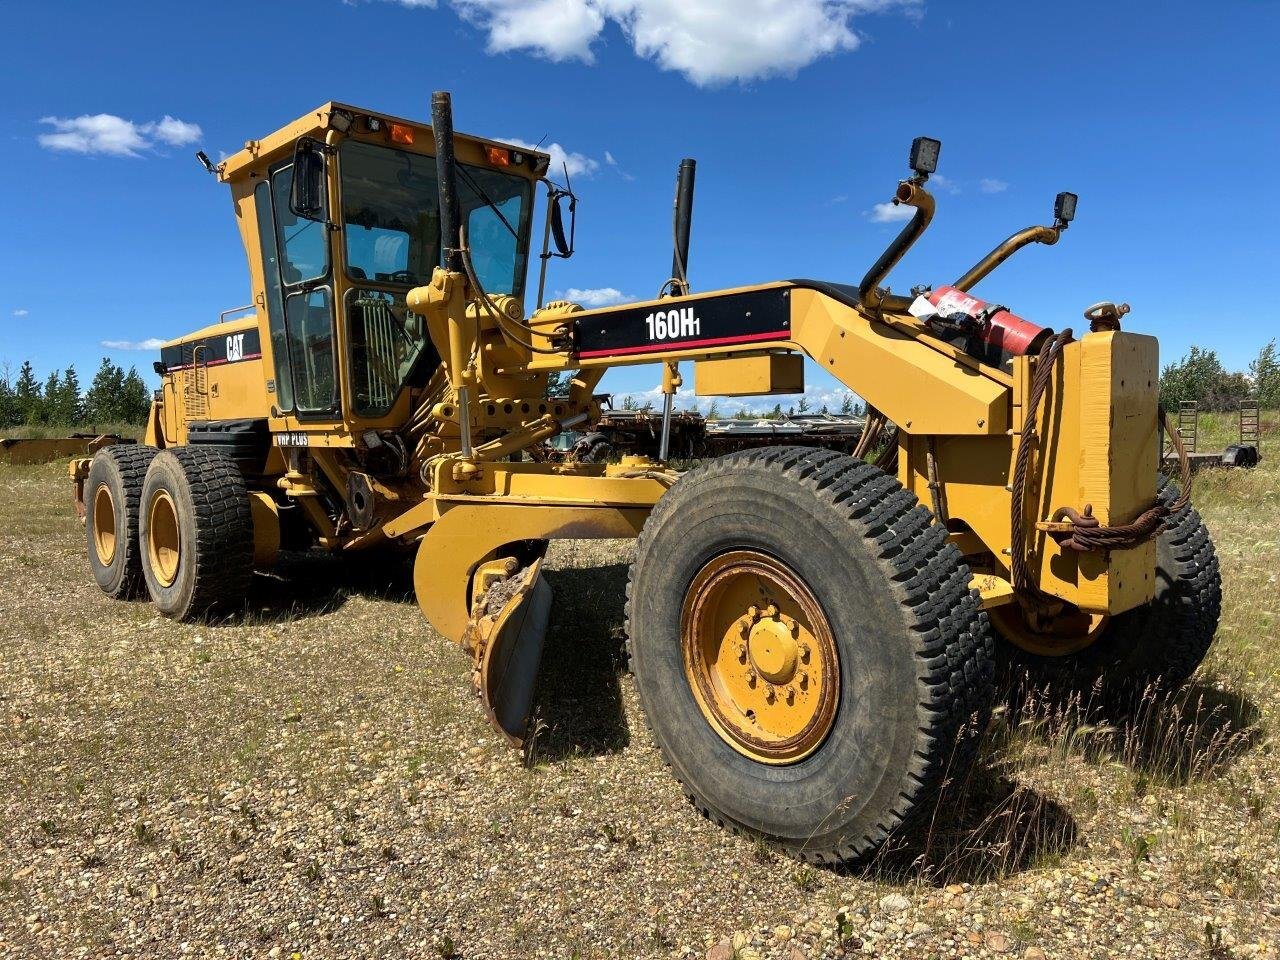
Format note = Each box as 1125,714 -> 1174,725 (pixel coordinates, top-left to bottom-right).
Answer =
70,92 -> 1220,864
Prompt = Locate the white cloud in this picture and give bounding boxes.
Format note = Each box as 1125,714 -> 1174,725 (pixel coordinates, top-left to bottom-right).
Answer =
979,177 -> 1009,194
561,287 -> 633,306
604,150 -> 617,165
151,116 -> 202,147
12,309 -> 28,317
867,201 -> 913,223
38,113 -> 203,157
100,338 -> 166,351
455,0 -> 606,62
930,173 -> 961,195
395,0 -> 919,86
500,136 -> 599,178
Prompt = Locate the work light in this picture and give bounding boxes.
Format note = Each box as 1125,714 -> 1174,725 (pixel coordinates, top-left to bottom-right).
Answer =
909,137 -> 941,176
1055,191 -> 1078,224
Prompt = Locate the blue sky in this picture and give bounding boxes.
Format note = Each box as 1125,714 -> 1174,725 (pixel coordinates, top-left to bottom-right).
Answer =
2,0 -> 1277,412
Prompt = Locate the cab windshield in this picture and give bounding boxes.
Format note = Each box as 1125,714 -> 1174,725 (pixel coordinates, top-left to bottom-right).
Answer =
339,138 -> 533,416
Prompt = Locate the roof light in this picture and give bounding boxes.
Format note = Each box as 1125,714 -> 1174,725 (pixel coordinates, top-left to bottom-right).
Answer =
486,146 -> 511,167
909,136 -> 941,176
390,123 -> 415,145
1054,191 -> 1078,225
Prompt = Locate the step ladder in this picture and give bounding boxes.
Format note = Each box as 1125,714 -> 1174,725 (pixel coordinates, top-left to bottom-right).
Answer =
1177,400 -> 1199,454
1240,399 -> 1260,449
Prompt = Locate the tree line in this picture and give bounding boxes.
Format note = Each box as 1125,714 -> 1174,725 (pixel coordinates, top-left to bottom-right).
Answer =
0,358 -> 152,429
1160,339 -> 1279,411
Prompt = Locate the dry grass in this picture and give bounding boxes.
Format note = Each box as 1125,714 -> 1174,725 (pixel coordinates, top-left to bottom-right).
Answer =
0,417 -> 1277,958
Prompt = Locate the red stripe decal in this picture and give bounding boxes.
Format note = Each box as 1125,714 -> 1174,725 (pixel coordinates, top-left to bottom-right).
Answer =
165,352 -> 263,372
578,330 -> 789,359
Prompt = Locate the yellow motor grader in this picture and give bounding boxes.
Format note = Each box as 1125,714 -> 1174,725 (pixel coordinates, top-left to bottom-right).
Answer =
70,93 -> 1219,864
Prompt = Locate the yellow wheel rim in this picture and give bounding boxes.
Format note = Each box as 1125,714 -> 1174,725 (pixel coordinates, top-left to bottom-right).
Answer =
990,603 -> 1110,657
92,484 -> 117,567
681,551 -> 839,765
147,490 -> 181,588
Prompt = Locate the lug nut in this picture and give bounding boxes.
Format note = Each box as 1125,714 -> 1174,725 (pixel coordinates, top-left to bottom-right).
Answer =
737,642 -> 749,663
786,688 -> 796,705
765,685 -> 777,704
765,603 -> 779,619
747,670 -> 758,687
798,672 -> 809,690
799,644 -> 811,664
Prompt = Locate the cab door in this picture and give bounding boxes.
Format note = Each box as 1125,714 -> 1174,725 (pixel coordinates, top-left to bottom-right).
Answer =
252,149 -> 340,422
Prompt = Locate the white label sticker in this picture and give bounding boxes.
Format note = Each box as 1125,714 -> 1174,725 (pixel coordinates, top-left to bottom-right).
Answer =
644,306 -> 700,341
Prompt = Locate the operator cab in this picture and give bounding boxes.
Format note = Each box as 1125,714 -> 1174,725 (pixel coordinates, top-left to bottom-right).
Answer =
219,104 -> 550,431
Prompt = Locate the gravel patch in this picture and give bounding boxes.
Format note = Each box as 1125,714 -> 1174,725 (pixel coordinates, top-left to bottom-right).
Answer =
1,459 -> 1277,958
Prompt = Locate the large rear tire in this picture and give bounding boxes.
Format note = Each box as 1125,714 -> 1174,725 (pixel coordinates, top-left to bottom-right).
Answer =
994,480 -> 1221,698
626,447 -> 995,864
139,447 -> 254,621
85,445 -> 158,598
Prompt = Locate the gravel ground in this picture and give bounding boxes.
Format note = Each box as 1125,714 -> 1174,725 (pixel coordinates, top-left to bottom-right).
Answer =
1,447 -> 1277,959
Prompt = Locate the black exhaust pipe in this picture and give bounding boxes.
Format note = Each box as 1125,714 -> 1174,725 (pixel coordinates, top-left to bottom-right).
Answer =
431,91 -> 463,273
671,158 -> 696,294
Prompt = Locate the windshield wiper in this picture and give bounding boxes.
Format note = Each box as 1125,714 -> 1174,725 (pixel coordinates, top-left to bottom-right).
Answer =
455,165 -> 519,242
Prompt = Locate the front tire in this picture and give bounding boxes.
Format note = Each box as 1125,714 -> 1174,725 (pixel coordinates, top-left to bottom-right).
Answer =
626,447 -> 995,864
139,448 -> 254,621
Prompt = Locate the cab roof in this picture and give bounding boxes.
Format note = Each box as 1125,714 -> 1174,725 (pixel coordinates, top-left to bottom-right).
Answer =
218,101 -> 551,183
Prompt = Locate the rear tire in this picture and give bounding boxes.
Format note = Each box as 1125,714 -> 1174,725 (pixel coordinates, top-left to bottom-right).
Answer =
85,445 -> 157,598
139,447 -> 254,621
626,447 -> 995,864
995,480 -> 1221,698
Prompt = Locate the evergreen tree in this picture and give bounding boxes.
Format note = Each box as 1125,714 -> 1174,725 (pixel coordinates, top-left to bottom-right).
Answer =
839,393 -> 854,415
119,367 -> 152,424
706,399 -> 721,420
0,367 -> 14,428
797,396 -> 810,413
38,370 -> 61,424
621,395 -> 638,411
85,357 -> 126,424
49,366 -> 84,425
768,403 -> 783,420
14,360 -> 41,425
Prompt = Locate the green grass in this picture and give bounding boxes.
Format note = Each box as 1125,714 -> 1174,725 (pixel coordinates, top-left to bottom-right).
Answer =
1,421 -> 142,440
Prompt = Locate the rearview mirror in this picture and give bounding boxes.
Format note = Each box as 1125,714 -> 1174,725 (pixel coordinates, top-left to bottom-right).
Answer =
290,139 -> 328,222
549,190 -> 576,258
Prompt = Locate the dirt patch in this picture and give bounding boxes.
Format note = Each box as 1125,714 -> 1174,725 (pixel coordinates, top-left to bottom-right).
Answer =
1,451 -> 1278,958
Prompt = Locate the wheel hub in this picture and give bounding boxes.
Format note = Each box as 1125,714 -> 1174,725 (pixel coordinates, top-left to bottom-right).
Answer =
681,551 -> 839,765
990,601 -> 1109,657
92,484 -> 117,567
747,611 -> 799,683
147,490 -> 181,588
